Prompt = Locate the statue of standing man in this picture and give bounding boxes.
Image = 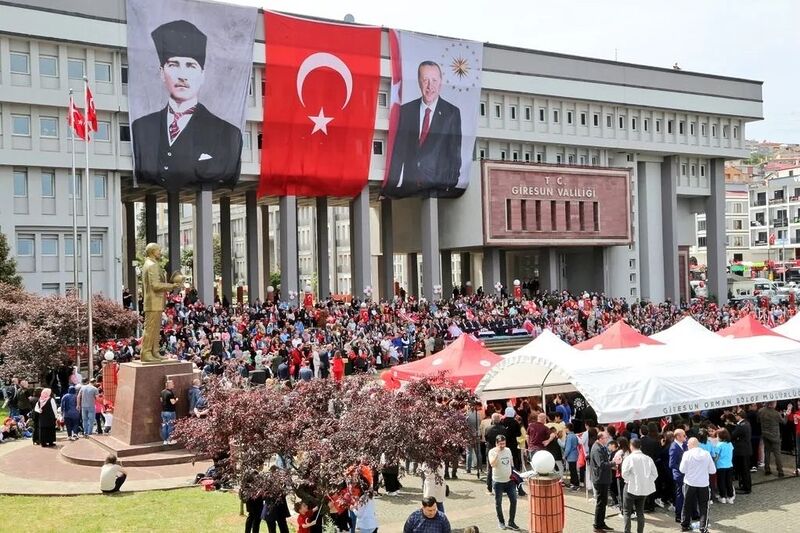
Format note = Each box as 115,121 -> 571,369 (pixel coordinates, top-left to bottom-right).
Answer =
140,243 -> 182,363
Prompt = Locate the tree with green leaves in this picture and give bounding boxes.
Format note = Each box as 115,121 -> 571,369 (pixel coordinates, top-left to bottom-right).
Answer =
0,232 -> 22,288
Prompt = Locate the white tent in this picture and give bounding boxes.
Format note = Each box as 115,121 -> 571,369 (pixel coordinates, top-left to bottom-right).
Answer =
771,313 -> 800,341
651,316 -> 726,347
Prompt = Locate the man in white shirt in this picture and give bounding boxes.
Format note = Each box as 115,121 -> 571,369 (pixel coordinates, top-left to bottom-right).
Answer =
679,437 -> 716,533
488,435 -> 520,531
621,438 -> 658,533
100,454 -> 127,494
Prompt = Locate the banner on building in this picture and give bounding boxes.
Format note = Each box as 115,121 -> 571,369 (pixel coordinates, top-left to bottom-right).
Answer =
126,0 -> 256,190
259,12 -> 381,198
382,30 -> 483,199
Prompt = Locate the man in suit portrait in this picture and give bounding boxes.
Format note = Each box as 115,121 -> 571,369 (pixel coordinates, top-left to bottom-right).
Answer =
385,60 -> 462,197
132,20 -> 242,191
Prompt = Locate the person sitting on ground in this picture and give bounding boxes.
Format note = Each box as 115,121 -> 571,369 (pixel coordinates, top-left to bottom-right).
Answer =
403,496 -> 452,533
100,453 -> 127,494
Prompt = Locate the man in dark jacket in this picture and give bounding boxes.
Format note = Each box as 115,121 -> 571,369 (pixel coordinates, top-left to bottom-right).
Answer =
590,431 -> 613,532
669,428 -> 688,523
758,402 -> 786,476
732,410 -> 753,493
484,413 -> 507,495
639,422 -> 661,512
501,407 -> 526,496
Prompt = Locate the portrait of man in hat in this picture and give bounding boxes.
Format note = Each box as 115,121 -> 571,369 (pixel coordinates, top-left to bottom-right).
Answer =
131,19 -> 243,190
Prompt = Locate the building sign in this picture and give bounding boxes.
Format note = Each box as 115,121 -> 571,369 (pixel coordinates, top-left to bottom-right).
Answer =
482,162 -> 632,246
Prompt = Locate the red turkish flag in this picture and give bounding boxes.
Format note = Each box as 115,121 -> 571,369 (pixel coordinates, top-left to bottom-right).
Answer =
67,95 -> 86,141
85,85 -> 98,133
259,12 -> 380,197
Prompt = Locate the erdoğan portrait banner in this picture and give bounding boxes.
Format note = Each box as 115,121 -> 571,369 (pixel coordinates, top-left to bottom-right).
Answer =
382,30 -> 483,199
259,12 -> 381,198
126,0 -> 256,191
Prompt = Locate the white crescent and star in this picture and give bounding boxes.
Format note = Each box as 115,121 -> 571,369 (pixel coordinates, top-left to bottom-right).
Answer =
296,52 -> 353,135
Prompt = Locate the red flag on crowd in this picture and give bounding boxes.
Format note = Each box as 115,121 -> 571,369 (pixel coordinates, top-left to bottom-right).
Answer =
382,30 -> 402,188
85,84 -> 98,134
769,232 -> 776,245
259,12 -> 381,197
67,95 -> 87,141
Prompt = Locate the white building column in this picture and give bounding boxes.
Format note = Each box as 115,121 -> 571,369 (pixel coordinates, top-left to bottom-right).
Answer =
379,199 -> 394,300
637,161 -> 665,301
194,185 -> 214,304
482,248 -> 506,292
245,190 -> 260,301
706,158 -> 727,302
408,253 -> 419,298
315,197 -> 330,298
661,156 -> 680,302
279,196 -> 299,299
539,247 -> 560,291
219,196 -> 233,303
350,185 -> 371,298
421,197 -> 442,301
123,201 -> 137,309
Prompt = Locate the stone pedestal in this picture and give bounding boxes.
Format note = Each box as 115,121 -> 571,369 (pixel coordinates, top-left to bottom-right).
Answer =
111,361 -> 195,446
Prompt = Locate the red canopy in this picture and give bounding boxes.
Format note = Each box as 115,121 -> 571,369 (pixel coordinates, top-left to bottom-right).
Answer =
717,314 -> 784,338
390,334 -> 502,390
575,320 -> 663,350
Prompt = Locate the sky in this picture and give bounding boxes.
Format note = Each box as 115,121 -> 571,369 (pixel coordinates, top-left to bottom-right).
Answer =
231,0 -> 799,143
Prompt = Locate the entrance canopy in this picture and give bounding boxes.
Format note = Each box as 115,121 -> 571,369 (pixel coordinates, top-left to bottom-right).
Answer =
390,334 -> 502,390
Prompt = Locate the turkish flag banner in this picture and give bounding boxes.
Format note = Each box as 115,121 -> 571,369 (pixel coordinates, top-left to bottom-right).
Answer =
259,12 -> 381,198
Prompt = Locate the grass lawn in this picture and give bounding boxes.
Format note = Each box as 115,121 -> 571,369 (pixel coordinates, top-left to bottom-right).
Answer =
0,489 -> 261,532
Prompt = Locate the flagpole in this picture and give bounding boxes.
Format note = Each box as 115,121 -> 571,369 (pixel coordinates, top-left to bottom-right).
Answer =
83,77 -> 94,379
69,89 -> 81,376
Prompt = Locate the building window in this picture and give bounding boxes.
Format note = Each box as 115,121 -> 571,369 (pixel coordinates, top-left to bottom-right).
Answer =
618,115 -> 625,129
478,149 -> 485,160
701,123 -> 707,136
12,114 -> 31,136
690,122 -> 696,135
509,105 -> 517,120
722,125 -> 729,138
690,164 -> 696,177
656,119 -> 662,133
41,283 -> 60,295
681,164 -> 687,176
377,92 -> 387,107
606,114 -> 613,128
539,108 -> 546,122
698,220 -> 706,232
668,120 -> 674,134
39,55 -> 58,77
41,170 -> 55,198
41,235 -> 59,256
94,174 -> 107,198
568,154 -> 575,164
39,116 -> 59,138
372,140 -> 383,155
679,121 -> 685,135
524,152 -> 531,162
494,104 -> 502,118
500,150 -> 506,160
711,124 -> 717,137
14,169 -> 28,197
698,237 -> 707,247
580,112 -> 587,126
536,152 -> 543,163
631,117 -> 637,131
553,109 -> 559,123
700,165 -> 706,177
119,124 -> 131,142
593,113 -> 600,127
90,235 -> 103,256
10,52 -> 30,74
68,58 -> 85,80
591,156 -> 598,165
579,155 -> 587,165
556,154 -> 563,164
479,102 -> 486,116
121,64 -> 128,84
17,235 -> 34,256
733,126 -> 739,139
524,106 -> 531,121
567,111 -> 573,124
69,174 -> 82,198
95,61 -> 112,83
643,118 -> 649,132
95,121 -> 111,141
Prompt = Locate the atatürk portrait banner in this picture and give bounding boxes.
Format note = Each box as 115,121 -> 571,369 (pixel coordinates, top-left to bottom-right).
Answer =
127,0 -> 256,191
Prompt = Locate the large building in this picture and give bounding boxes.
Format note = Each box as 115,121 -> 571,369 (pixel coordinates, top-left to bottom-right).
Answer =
0,0 -> 762,305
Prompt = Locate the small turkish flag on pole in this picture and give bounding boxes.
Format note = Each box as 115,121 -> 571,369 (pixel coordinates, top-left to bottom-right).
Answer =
769,232 -> 776,246
85,84 -> 98,134
67,94 -> 86,141
259,12 -> 381,197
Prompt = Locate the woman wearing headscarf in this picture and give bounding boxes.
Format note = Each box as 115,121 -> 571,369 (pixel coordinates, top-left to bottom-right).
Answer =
35,388 -> 58,447
60,386 -> 81,441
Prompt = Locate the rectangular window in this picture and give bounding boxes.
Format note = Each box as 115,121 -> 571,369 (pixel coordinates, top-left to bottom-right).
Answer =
568,154 -> 575,164
550,201 -> 557,230
505,199 -> 512,231
95,61 -> 112,83
535,200 -> 541,230
372,140 -> 383,155
643,118 -> 649,132
377,92 -> 387,107
701,123 -> 707,136
679,121 -> 685,135
579,202 -> 585,231
494,104 -> 502,118
14,169 -> 28,197
10,52 -> 30,74
618,115 -> 625,129
524,152 -> 531,162
567,111 -> 573,124
556,154 -> 563,164
41,170 -> 55,198
119,124 -> 131,142
631,117 -> 637,131
90,235 -> 103,256
656,119 -> 662,133
524,106 -> 531,121
95,121 -> 111,141
480,102 -> 486,116
691,164 -> 696,177
681,164 -> 687,176
711,124 -> 717,137
93,174 -> 107,198
580,112 -> 587,126
512,151 -> 519,161
690,122 -> 695,136
553,109 -> 559,123
536,152 -> 543,163
579,155 -> 587,165
593,202 -> 600,231
478,149 -> 485,160
509,105 -> 517,120
733,126 -> 739,139
539,108 -> 546,122
41,283 -> 60,295
565,202 -> 572,231
41,235 -> 58,256
723,125 -> 729,138
39,55 -> 58,77
39,116 -> 58,138
700,165 -> 706,177
591,156 -> 598,165
68,59 -> 85,80
593,113 -> 599,127
668,120 -> 674,134
606,114 -> 613,128
521,200 -> 527,230
121,65 -> 128,84
17,235 -> 34,256
69,174 -> 82,198
500,150 -> 506,160
12,114 -> 31,136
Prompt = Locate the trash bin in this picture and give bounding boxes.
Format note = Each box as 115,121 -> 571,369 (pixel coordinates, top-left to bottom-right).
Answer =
527,476 -> 565,533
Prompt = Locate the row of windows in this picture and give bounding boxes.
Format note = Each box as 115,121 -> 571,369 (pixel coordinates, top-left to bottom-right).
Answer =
9,51 -> 114,83
479,103 -> 740,140
7,113 -> 121,141
12,169 -> 107,199
477,149 -> 598,166
16,233 -> 103,257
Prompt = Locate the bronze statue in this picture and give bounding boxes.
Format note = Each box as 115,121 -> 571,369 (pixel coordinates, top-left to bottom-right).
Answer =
139,242 -> 182,363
